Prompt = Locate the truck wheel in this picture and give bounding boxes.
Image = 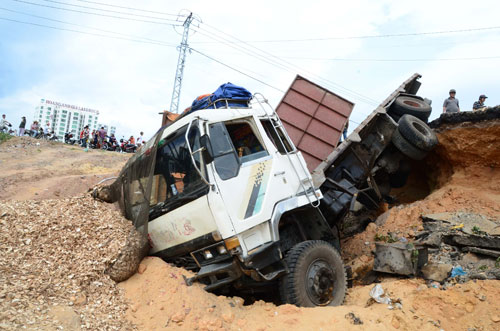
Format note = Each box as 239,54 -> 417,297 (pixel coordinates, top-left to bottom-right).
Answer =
391,129 -> 427,160
390,96 -> 432,122
398,115 -> 438,151
279,240 -> 347,307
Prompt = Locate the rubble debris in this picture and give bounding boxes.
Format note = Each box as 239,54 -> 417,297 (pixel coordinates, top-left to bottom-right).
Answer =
422,212 -> 500,236
420,263 -> 452,283
450,266 -> 467,278
462,247 -> 500,258
0,196 -> 136,330
369,284 -> 391,305
373,242 -> 428,276
345,312 -> 363,325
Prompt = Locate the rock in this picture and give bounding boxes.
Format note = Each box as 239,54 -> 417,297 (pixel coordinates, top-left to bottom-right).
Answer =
170,312 -> 185,323
461,252 -> 480,264
420,262 -> 452,282
417,232 -> 442,247
373,242 -> 428,276
222,311 -> 234,323
465,303 -> 474,313
137,263 -> 147,274
491,315 -> 500,323
391,315 -> 401,329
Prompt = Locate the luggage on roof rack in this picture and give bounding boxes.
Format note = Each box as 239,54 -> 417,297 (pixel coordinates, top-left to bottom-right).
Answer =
188,83 -> 252,113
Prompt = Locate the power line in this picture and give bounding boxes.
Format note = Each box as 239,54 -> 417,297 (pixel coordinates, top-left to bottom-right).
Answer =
0,16 -> 177,47
277,55 -> 500,62
0,7 -> 178,46
0,15 -> 284,95
189,48 -> 285,93
74,0 -> 181,18
194,23 -> 379,106
37,0 -> 180,22
10,0 -> 182,26
191,25 -> 500,44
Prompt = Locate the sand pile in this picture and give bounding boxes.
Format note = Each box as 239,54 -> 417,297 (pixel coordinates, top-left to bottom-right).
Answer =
0,196 -> 138,330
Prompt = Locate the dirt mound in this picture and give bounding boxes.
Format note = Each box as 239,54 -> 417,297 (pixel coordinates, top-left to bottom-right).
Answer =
119,257 -> 500,330
0,136 -> 130,200
0,196 -> 136,329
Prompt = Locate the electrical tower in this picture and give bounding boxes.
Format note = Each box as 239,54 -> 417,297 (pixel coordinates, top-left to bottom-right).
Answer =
169,13 -> 194,114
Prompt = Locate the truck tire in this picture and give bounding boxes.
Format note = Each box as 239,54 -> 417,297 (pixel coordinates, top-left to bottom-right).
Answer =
390,96 -> 432,122
279,240 -> 347,307
391,129 -> 427,160
398,115 -> 438,151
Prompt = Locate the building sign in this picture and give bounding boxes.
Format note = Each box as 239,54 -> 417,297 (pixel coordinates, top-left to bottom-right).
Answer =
45,100 -> 100,115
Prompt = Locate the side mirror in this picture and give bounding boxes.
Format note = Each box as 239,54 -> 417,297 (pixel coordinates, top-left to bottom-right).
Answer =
199,134 -> 214,164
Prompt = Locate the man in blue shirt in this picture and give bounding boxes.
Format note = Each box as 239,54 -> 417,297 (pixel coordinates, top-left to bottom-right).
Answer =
443,89 -> 460,113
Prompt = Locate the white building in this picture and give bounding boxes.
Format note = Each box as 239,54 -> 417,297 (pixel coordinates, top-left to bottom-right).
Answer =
33,99 -> 100,139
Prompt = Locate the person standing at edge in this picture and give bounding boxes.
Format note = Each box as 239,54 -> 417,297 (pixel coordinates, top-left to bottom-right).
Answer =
443,89 -> 460,113
472,94 -> 488,111
18,116 -> 26,136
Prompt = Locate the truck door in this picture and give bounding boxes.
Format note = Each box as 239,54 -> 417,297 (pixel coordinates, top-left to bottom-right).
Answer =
208,117 -> 294,244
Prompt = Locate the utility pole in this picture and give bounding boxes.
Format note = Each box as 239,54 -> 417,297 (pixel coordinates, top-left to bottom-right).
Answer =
169,13 -> 194,114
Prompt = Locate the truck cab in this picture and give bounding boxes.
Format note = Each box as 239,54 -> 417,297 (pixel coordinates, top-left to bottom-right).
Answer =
117,95 -> 346,306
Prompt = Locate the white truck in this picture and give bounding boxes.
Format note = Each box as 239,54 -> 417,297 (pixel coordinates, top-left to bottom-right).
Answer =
106,73 -> 437,307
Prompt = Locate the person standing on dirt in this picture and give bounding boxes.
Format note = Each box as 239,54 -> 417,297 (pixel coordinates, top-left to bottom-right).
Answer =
443,89 -> 460,113
472,94 -> 488,111
136,131 -> 144,147
18,116 -> 26,136
98,126 -> 107,148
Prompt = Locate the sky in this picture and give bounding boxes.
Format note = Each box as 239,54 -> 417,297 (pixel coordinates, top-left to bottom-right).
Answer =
0,0 -> 499,140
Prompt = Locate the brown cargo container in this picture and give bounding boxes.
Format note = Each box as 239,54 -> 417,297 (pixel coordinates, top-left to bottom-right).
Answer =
276,75 -> 354,171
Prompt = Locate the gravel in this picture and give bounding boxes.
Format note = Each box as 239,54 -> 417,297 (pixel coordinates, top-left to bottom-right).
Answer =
0,196 -> 138,330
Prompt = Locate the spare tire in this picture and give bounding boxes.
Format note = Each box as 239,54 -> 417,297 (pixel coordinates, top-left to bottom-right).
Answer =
390,96 -> 432,122
392,129 -> 427,160
398,115 -> 438,151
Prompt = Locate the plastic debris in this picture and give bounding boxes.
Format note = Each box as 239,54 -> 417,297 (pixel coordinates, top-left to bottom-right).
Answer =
450,223 -> 464,230
451,266 -> 467,277
369,284 -> 392,305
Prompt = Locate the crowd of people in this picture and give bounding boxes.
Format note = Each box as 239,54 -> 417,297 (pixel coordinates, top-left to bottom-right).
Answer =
76,126 -> 145,153
0,114 -> 145,153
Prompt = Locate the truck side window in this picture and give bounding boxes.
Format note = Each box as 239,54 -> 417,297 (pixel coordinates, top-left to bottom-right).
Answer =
225,122 -> 268,163
148,125 -> 209,219
261,120 -> 293,154
209,122 -> 240,180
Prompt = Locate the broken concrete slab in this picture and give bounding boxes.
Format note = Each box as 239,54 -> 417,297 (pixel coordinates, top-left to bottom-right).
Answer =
422,212 -> 500,236
420,263 -> 452,282
373,242 -> 428,276
443,234 -> 500,250
462,247 -> 500,258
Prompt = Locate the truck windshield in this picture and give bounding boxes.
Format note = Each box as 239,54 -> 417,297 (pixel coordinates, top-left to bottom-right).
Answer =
149,125 -> 208,219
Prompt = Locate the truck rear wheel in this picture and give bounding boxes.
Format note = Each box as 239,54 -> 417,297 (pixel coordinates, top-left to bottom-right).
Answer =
391,129 -> 427,160
279,240 -> 346,307
389,96 -> 432,122
398,115 -> 438,151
